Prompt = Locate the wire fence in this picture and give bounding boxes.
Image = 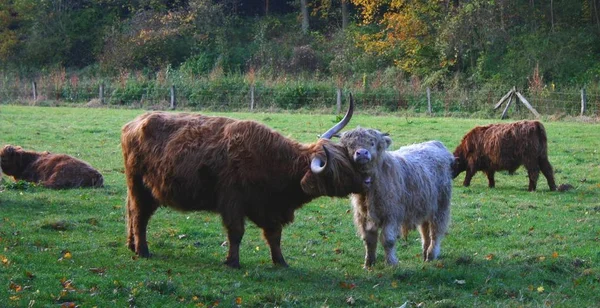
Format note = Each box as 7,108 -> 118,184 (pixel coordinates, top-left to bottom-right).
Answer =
1,81 -> 598,118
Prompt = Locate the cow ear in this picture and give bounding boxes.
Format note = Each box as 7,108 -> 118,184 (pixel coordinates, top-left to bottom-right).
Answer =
382,135 -> 392,150
2,145 -> 16,156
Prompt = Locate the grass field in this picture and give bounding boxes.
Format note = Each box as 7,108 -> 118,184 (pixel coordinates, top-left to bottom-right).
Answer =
0,105 -> 599,307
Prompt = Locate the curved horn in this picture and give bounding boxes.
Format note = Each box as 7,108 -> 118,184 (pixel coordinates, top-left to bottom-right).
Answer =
320,93 -> 354,139
310,145 -> 332,174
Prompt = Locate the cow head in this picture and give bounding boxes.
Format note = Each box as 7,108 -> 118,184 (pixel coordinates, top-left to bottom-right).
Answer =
339,127 -> 392,174
0,145 -> 25,177
451,146 -> 468,178
300,94 -> 367,196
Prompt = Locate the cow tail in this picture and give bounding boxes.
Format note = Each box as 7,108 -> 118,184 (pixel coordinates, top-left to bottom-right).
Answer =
536,122 -> 549,155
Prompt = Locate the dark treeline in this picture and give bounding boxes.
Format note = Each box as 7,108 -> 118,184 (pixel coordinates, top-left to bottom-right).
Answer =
1,0 -> 599,91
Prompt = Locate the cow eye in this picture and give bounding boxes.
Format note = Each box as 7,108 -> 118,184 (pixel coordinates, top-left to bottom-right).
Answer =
370,140 -> 375,147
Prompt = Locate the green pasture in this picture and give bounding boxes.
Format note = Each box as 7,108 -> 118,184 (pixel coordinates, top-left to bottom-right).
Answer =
0,105 -> 598,307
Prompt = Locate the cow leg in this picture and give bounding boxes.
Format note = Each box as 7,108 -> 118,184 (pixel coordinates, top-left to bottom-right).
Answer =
463,168 -> 476,187
419,221 -> 432,261
428,191 -> 451,261
222,216 -> 245,269
359,219 -> 379,268
126,180 -> 159,258
539,157 -> 557,191
526,165 -> 540,192
263,227 -> 288,267
43,170 -> 70,189
380,222 -> 399,266
485,170 -> 496,188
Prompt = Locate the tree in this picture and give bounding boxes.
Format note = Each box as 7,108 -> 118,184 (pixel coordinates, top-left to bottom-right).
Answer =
301,0 -> 310,34
351,0 -> 444,76
342,0 -> 348,29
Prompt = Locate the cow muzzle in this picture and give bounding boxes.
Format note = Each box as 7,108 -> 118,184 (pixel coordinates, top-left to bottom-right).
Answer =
353,149 -> 371,165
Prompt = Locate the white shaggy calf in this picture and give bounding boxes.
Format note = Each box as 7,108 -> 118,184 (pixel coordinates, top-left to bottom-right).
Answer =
340,128 -> 454,267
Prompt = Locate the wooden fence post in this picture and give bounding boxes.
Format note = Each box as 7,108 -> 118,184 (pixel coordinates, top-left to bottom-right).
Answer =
501,93 -> 514,119
170,85 -> 176,109
32,81 -> 37,101
250,85 -> 255,110
336,88 -> 342,114
515,91 -> 541,118
426,87 -> 432,115
581,88 -> 587,116
99,83 -> 104,104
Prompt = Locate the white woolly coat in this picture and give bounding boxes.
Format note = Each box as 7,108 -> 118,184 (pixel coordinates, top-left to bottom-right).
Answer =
352,140 -> 454,231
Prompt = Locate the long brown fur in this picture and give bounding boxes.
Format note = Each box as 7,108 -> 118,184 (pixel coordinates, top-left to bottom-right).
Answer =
0,145 -> 104,189
452,120 -> 557,191
121,112 -> 364,268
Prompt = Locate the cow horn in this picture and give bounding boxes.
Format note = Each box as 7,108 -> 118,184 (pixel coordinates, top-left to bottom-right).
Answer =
320,93 -> 354,139
311,145 -> 332,174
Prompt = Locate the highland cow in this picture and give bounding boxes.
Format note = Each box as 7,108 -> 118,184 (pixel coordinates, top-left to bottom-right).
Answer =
121,99 -> 367,268
452,121 -> 557,191
340,128 -> 454,267
0,145 -> 104,189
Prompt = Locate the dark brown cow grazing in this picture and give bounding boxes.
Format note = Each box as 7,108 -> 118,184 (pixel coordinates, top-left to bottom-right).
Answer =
452,120 -> 557,191
0,145 -> 104,189
121,99 -> 365,268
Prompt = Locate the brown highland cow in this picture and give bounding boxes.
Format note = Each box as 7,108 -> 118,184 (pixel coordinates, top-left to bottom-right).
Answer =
452,120 -> 557,191
0,145 -> 104,189
121,98 -> 366,268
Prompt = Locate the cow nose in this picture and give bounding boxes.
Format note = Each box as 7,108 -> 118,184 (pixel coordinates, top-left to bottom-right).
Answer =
354,149 -> 371,164
355,149 -> 369,157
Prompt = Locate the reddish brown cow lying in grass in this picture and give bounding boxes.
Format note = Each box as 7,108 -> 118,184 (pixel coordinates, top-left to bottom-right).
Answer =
452,120 -> 557,191
0,145 -> 104,189
121,99 -> 367,268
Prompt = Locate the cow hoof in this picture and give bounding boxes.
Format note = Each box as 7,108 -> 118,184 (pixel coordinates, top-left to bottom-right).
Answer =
136,248 -> 151,258
273,261 -> 289,268
224,259 -> 241,269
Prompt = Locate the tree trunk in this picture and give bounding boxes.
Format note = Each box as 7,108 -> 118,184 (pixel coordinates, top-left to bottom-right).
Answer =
500,0 -> 505,30
550,0 -> 554,32
341,0 -> 348,30
594,0 -> 600,31
265,0 -> 269,16
301,0 -> 309,34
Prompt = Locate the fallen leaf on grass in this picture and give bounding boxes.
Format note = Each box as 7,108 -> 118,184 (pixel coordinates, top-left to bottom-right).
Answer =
60,277 -> 77,292
485,254 -> 494,261
454,279 -> 466,285
552,252 -> 559,258
1,255 -> 10,266
339,282 -> 356,290
89,268 -> 106,275
9,282 -> 22,292
582,269 -> 593,276
346,296 -> 356,305
42,220 -> 71,231
58,251 -> 72,261
60,302 -> 77,308
235,297 -> 242,305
